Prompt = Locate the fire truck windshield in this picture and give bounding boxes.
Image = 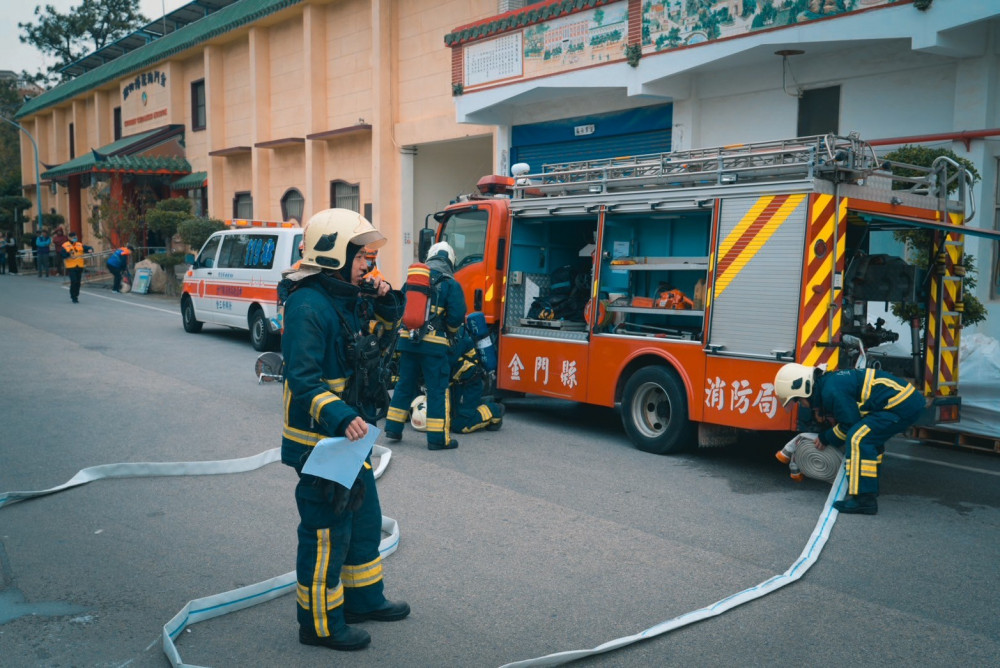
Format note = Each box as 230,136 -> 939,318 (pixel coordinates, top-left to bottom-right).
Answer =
439,208 -> 488,270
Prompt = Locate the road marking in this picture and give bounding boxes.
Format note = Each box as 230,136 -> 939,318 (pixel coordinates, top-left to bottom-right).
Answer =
71,287 -> 178,316
885,451 -> 1000,477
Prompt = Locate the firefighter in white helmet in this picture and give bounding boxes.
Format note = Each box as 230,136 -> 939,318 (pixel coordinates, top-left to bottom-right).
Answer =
384,241 -> 467,450
773,362 -> 924,515
279,208 -> 408,651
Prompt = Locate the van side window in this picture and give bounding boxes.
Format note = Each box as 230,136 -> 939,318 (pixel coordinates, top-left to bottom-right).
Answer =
197,235 -> 222,269
218,233 -> 279,269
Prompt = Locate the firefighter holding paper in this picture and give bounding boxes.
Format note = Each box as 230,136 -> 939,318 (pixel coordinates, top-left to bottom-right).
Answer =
280,209 -> 408,651
773,363 -> 924,515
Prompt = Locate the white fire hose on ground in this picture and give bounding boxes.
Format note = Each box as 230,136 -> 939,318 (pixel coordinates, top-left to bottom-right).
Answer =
1,441 -> 847,668
0,445 -> 397,667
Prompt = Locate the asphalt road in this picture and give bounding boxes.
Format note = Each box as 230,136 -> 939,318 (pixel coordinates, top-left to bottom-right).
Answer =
1,273 -> 998,667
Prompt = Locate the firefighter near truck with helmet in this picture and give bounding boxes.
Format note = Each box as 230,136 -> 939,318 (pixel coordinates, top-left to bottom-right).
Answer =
279,208 -> 408,651
773,363 -> 924,515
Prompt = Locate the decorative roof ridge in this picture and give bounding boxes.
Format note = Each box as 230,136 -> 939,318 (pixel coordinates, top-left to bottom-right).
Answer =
17,0 -> 302,119
444,0 -> 617,47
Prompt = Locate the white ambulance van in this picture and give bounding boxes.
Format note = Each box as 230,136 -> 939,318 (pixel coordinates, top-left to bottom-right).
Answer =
180,221 -> 303,351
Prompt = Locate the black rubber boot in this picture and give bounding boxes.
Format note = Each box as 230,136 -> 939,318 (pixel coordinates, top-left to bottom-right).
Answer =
299,625 -> 371,651
344,599 -> 411,623
833,493 -> 878,515
428,439 -> 458,451
383,429 -> 402,442
486,404 -> 505,431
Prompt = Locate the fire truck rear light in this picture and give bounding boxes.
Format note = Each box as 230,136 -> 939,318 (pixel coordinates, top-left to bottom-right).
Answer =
938,404 -> 959,422
478,175 -> 514,195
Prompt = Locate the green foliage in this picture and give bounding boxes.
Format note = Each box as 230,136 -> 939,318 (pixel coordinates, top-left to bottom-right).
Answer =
18,0 -> 148,85
89,183 -> 141,245
145,197 -> 192,242
146,251 -> 187,270
0,196 -> 32,234
0,79 -> 24,204
882,145 -> 979,195
177,217 -> 226,251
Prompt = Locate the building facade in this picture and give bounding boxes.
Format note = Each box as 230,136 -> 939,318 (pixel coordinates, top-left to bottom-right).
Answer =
15,0 -> 500,283
444,0 -> 1000,339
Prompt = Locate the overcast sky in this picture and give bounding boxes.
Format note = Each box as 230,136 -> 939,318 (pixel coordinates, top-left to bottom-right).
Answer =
1,0 -> 189,77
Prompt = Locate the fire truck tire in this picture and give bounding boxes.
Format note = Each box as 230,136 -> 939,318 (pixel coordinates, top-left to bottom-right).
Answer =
249,307 -> 277,352
181,296 -> 203,333
621,366 -> 695,455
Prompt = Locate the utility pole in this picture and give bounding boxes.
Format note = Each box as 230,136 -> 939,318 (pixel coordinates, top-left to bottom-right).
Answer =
1,115 -> 44,232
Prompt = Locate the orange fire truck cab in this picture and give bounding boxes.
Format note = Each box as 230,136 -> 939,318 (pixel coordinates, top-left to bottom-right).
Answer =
425,133 -> 1000,454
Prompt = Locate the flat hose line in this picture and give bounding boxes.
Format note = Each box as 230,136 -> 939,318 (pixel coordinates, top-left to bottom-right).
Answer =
1,446 -> 848,667
0,445 -> 397,667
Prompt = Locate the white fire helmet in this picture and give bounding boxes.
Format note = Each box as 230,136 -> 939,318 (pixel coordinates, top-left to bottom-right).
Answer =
300,208 -> 386,271
773,363 -> 818,407
410,395 -> 428,432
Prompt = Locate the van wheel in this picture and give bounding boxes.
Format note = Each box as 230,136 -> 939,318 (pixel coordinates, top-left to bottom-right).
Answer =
621,366 -> 695,454
250,308 -> 276,352
181,296 -> 203,333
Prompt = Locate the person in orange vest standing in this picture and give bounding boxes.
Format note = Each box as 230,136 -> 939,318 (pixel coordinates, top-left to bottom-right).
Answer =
61,232 -> 93,303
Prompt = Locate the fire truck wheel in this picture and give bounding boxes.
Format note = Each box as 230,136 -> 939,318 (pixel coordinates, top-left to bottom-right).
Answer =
249,307 -> 277,352
621,366 -> 695,455
181,296 -> 203,333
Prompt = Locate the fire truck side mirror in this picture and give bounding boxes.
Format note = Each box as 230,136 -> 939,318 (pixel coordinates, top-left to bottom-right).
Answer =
417,228 -> 435,262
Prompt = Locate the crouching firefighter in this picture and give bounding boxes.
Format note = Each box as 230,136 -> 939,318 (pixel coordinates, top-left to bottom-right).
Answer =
280,208 -> 408,651
450,326 -> 504,433
773,363 -> 924,515
384,241 -> 466,450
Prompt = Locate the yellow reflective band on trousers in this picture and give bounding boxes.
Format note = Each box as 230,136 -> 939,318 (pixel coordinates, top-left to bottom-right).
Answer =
848,424 -> 871,495
297,582 -> 344,612
477,405 -> 492,421
309,528 -> 334,636
387,405 -> 409,423
342,557 -> 383,588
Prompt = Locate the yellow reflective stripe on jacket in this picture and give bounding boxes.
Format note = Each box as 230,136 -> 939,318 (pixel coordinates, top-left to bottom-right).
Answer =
876,378 -> 914,409
311,391 -> 341,420
860,368 -> 876,404
325,377 -> 347,393
282,424 -> 324,446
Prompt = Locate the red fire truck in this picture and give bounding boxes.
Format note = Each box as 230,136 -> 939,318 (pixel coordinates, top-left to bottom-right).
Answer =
421,133 -> 999,453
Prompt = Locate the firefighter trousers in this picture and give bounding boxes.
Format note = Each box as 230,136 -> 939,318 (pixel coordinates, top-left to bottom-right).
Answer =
843,394 -> 923,496
386,350 -> 452,446
451,376 -> 502,433
295,459 -> 386,637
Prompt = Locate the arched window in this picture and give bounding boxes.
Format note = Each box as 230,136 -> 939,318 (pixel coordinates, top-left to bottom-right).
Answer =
329,180 -> 360,212
281,188 -> 305,223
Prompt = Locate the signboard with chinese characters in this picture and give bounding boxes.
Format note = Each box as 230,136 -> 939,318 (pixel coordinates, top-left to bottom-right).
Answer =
702,357 -> 792,430
120,64 -> 173,133
465,33 -> 523,87
498,338 -> 589,402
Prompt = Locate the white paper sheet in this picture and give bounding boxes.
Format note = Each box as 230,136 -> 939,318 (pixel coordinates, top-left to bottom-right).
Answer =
301,425 -> 380,487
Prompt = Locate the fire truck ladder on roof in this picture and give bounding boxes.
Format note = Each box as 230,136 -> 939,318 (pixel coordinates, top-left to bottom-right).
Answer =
514,133 -> 883,198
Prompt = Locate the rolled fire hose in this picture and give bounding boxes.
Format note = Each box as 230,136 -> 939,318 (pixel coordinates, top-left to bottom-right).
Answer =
776,433 -> 844,483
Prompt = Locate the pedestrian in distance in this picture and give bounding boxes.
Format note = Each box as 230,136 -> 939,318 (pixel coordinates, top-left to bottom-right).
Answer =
4,233 -> 18,274
35,229 -> 52,277
384,241 -> 467,450
280,208 -> 408,652
61,231 -> 93,303
106,245 -> 133,292
773,363 -> 924,515
52,226 -> 69,276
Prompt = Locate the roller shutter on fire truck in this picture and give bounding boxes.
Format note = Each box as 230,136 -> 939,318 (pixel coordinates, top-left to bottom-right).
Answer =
707,194 -> 808,359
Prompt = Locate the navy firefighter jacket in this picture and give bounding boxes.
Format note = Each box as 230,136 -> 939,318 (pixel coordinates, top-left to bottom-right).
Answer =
280,273 -> 402,469
812,368 -> 919,447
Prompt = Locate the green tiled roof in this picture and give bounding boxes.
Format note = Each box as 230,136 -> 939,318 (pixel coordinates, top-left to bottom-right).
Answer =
17,0 -> 302,119
43,153 -> 191,180
172,171 -> 208,189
